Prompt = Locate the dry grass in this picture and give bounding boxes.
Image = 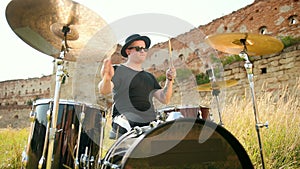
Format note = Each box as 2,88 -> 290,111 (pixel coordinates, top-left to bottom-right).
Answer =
0,128 -> 28,169
222,82 -> 300,168
0,83 -> 299,168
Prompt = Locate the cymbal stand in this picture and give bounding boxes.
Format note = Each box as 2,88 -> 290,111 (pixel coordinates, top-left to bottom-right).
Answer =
39,101 -> 53,169
46,26 -> 70,169
21,103 -> 37,168
239,39 -> 268,169
206,68 -> 224,126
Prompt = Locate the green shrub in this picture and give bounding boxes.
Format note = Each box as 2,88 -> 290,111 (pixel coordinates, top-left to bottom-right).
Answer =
195,73 -> 210,85
156,74 -> 166,83
221,54 -> 244,66
279,36 -> 300,48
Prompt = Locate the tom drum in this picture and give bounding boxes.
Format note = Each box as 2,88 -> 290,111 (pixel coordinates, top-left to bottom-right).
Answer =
22,99 -> 105,169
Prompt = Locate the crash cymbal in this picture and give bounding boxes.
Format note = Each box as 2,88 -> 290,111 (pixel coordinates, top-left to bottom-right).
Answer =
205,33 -> 284,56
6,0 -> 114,62
197,79 -> 238,91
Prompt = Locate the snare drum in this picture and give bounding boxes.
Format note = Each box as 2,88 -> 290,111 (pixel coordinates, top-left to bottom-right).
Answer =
22,99 -> 105,169
199,105 -> 210,120
101,118 -> 253,169
157,105 -> 200,121
157,105 -> 210,121
176,105 -> 200,118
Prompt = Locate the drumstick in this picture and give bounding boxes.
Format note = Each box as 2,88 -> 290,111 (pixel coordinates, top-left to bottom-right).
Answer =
168,39 -> 174,68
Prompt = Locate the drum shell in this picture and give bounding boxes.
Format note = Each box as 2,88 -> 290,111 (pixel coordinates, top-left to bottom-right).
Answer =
175,105 -> 200,118
24,99 -> 104,169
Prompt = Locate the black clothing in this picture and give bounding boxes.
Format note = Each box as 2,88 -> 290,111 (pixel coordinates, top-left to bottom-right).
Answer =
112,65 -> 161,124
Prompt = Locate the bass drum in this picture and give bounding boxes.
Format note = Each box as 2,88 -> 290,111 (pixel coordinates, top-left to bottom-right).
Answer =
101,118 -> 253,169
23,99 -> 105,169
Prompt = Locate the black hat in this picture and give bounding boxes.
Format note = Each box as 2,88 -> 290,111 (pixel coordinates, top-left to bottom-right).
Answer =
121,34 -> 151,57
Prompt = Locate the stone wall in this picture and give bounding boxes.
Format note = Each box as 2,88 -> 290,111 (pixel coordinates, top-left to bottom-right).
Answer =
0,75 -> 51,106
151,0 -> 300,108
0,75 -> 51,128
199,0 -> 300,37
223,44 -> 300,98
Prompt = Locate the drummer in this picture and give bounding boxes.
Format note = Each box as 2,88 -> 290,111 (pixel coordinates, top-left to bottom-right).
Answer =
98,34 -> 176,139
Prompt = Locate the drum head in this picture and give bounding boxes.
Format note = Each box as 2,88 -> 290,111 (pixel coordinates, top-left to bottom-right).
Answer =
121,118 -> 253,169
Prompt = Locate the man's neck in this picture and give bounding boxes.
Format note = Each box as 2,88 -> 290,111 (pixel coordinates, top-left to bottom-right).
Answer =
123,61 -> 143,71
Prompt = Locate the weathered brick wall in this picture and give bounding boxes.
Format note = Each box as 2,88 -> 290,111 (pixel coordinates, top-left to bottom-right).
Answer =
223,44 -> 300,98
200,0 -> 300,37
0,75 -> 51,106
0,75 -> 51,128
152,0 -> 300,107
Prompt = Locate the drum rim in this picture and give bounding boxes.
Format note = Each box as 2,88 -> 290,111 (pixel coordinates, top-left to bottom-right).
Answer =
157,105 -> 201,112
175,105 -> 200,109
33,98 -> 101,109
121,118 -> 253,168
156,106 -> 176,112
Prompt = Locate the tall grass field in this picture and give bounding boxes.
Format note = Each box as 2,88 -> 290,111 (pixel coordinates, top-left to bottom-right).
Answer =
0,84 -> 299,168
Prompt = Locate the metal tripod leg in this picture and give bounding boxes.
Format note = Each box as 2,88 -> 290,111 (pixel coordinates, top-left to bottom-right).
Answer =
46,58 -> 68,169
240,51 -> 268,169
22,104 -> 37,168
212,89 -> 224,126
39,102 -> 52,169
45,26 -> 70,169
97,111 -> 107,168
75,104 -> 86,169
206,68 -> 224,126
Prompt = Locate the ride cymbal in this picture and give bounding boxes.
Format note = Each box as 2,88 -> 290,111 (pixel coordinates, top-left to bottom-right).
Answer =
197,79 -> 238,91
205,33 -> 284,56
6,0 -> 113,62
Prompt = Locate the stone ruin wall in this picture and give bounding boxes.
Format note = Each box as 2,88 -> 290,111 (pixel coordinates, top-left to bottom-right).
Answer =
223,45 -> 300,97
200,0 -> 300,37
153,0 -> 300,108
0,76 -> 51,128
0,0 -> 299,128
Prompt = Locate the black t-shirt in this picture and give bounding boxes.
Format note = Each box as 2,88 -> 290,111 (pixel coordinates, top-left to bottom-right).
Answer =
112,65 -> 162,124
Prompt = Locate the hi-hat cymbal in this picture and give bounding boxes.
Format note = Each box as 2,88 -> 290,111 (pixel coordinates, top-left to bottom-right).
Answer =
6,0 -> 114,62
205,33 -> 284,56
197,79 -> 238,91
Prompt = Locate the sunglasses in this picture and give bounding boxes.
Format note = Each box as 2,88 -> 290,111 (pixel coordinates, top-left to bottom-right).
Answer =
127,46 -> 149,52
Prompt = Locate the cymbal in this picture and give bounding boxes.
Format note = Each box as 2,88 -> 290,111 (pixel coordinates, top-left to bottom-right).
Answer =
205,33 -> 284,56
6,0 -> 114,62
197,79 -> 238,91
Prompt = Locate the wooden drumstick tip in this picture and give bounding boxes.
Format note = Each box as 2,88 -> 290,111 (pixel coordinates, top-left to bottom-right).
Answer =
168,39 -> 172,57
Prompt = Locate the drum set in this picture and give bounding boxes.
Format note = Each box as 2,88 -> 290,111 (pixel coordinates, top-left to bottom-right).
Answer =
5,0 -> 284,169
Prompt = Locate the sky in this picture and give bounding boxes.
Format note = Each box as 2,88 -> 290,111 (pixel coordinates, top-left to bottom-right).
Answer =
0,0 -> 254,82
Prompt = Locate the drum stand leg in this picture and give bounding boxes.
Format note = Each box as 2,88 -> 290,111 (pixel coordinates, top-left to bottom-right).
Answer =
75,104 -> 86,169
97,112 -> 107,168
22,104 -> 37,168
239,46 -> 268,169
46,27 -> 70,169
39,102 -> 53,169
206,68 -> 224,126
212,89 -> 224,126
